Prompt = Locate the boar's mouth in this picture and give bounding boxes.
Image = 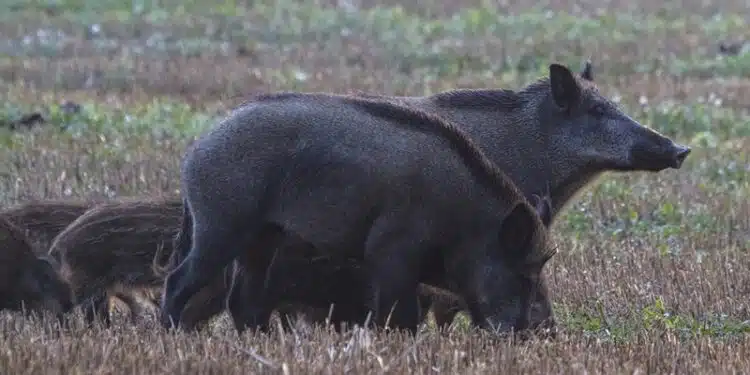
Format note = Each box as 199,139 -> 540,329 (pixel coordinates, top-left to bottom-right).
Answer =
620,142 -> 691,172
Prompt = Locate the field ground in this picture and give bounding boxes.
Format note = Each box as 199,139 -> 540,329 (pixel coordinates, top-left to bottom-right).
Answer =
1,0 -> 750,373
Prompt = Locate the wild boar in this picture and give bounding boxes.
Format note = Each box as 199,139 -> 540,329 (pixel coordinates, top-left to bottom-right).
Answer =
159,86 -> 558,337
0,216 -> 72,319
50,198 -> 185,326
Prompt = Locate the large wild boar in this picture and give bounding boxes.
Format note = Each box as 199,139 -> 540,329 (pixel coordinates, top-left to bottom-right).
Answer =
50,198 -> 193,326
0,216 -> 72,319
361,61 -> 691,328
159,84 -> 559,337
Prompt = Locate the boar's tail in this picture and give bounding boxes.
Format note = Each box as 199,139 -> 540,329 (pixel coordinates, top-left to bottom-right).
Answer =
152,197 -> 192,277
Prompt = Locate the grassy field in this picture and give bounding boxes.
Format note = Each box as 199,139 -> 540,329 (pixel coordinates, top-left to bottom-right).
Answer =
1,0 -> 750,373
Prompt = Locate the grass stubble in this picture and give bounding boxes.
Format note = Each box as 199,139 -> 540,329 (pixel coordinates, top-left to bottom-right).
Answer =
1,0 -> 750,373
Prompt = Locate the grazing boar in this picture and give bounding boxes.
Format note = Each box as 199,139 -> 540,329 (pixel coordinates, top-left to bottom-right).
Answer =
50,198 -> 190,326
423,191 -> 554,329
226,197 -> 554,334
1,199 -> 98,256
159,88 -> 558,337
0,216 -> 72,319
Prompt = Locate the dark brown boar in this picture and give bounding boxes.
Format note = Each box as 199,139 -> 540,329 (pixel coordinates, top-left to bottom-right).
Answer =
159,89 -> 558,337
0,216 -> 72,319
422,192 -> 554,329
204,61 -> 688,333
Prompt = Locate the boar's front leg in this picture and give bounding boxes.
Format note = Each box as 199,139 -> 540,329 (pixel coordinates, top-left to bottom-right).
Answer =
160,222 -> 256,331
178,267 -> 233,332
225,227 -> 289,334
364,220 -> 425,334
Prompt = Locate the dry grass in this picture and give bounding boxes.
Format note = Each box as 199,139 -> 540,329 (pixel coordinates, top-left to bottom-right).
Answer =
0,0 -> 749,373
2,313 -> 750,374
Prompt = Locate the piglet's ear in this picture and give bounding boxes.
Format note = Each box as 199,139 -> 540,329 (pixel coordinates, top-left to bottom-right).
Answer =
549,63 -> 582,112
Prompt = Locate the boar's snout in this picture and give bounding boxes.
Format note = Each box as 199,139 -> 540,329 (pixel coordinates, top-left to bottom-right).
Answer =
628,129 -> 692,172
671,144 -> 691,169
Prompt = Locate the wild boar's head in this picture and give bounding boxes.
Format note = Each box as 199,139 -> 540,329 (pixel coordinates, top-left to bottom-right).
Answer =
471,199 -> 557,337
539,63 -> 691,173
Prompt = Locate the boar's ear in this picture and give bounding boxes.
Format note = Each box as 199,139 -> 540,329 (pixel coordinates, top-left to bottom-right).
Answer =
580,60 -> 594,82
532,194 -> 553,227
498,201 -> 539,263
549,63 -> 581,112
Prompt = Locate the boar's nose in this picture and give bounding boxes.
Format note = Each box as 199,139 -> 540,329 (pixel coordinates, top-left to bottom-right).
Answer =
672,144 -> 691,169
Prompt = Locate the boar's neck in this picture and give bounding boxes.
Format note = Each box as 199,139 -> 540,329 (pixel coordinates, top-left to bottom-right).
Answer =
410,96 -> 602,222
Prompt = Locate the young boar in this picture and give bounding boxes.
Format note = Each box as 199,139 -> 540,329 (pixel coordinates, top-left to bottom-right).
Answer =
159,87 -> 558,337
0,216 -> 72,319
0,198 -> 170,323
423,192 -> 554,329
50,198 -> 187,326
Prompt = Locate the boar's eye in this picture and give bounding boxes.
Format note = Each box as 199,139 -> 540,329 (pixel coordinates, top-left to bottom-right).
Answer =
589,103 -> 607,117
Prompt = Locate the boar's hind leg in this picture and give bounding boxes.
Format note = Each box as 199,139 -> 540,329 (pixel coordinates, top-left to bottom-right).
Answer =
160,223 -> 253,330
227,259 -> 276,334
